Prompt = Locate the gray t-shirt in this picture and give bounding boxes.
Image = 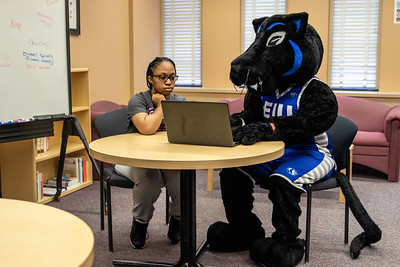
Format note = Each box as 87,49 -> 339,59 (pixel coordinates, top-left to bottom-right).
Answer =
126,90 -> 186,133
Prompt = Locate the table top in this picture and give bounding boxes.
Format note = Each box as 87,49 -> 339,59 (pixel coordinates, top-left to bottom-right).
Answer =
0,198 -> 94,267
89,132 -> 284,169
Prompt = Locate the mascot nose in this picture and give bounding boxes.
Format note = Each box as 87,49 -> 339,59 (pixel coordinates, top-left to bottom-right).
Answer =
231,64 -> 241,73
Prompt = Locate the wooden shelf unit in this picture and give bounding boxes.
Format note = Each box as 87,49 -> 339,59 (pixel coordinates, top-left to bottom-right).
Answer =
0,68 -> 92,204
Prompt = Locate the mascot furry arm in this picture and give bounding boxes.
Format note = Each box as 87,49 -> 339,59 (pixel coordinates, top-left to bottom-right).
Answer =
207,12 -> 381,266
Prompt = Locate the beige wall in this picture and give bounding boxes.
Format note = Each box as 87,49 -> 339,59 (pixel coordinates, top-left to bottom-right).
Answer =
202,0 -> 241,87
131,0 -> 161,96
379,0 -> 400,92
69,0 -> 131,105
70,0 -> 400,107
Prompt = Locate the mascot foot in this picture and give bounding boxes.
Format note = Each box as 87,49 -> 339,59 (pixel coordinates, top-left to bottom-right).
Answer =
207,221 -> 265,252
250,237 -> 305,267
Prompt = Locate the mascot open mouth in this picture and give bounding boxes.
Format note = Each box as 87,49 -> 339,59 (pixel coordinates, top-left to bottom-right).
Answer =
232,68 -> 261,92
230,66 -> 277,96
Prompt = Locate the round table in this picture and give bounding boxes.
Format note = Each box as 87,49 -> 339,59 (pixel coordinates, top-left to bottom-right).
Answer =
0,198 -> 94,267
89,131 -> 284,170
89,131 -> 284,267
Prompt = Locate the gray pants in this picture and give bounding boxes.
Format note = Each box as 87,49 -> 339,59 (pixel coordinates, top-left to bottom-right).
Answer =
114,164 -> 180,223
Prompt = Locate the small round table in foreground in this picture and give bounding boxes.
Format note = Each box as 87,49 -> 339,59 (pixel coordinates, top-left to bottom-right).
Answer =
0,198 -> 94,267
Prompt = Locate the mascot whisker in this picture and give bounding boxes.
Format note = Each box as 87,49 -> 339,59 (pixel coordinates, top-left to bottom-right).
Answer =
207,12 -> 381,267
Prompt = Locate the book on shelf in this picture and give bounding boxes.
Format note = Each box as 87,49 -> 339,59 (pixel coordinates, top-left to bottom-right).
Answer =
63,162 -> 79,181
47,176 -> 80,188
42,185 -> 66,197
36,137 -> 50,155
42,177 -> 79,197
40,156 -> 87,198
64,156 -> 87,183
82,156 -> 87,182
36,171 -> 43,200
78,157 -> 83,183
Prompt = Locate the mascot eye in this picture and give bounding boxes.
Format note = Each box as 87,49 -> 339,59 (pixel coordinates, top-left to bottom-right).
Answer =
266,31 -> 286,47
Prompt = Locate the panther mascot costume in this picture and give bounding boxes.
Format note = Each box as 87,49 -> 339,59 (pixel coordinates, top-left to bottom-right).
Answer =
207,12 -> 381,267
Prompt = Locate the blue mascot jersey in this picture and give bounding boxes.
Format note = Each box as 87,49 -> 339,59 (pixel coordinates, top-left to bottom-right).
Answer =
262,79 -> 306,119
239,78 -> 336,191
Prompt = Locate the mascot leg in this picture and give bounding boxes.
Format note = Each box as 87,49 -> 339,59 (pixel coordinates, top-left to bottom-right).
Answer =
207,168 -> 265,252
334,172 -> 381,259
250,176 -> 305,267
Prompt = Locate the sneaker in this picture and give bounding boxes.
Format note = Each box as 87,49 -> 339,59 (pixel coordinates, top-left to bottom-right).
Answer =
130,220 -> 149,249
167,216 -> 181,244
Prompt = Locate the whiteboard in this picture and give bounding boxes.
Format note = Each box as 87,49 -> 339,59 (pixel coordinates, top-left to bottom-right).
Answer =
0,0 -> 71,122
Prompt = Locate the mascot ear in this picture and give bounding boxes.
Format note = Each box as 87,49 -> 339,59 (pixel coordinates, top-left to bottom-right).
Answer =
252,13 -> 309,37
286,12 -> 309,38
252,17 -> 268,34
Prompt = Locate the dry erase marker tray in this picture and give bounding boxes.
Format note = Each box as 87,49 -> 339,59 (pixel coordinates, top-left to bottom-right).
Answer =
0,119 -> 54,143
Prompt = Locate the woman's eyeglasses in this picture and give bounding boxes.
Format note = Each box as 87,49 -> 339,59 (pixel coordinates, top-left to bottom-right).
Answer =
152,75 -> 179,83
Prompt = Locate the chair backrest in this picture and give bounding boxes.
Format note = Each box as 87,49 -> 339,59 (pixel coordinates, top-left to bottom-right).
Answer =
91,100 -> 123,112
95,108 -> 128,138
336,95 -> 390,132
327,115 -> 358,170
219,98 -> 244,115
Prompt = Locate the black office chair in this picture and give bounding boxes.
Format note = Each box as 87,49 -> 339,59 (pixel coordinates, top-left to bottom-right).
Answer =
95,108 -> 170,252
303,114 -> 358,262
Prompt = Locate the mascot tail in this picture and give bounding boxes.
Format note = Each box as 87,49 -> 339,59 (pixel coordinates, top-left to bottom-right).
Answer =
333,172 -> 382,259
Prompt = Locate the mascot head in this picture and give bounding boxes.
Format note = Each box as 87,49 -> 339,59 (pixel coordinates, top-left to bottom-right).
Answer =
230,12 -> 323,95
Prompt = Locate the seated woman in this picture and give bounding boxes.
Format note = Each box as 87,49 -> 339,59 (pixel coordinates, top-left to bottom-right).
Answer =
115,57 -> 186,249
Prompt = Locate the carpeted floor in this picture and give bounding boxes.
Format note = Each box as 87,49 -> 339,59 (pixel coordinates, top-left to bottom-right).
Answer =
48,165 -> 400,267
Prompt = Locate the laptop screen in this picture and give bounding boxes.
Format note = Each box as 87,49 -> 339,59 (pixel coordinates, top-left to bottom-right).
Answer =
161,101 -> 237,147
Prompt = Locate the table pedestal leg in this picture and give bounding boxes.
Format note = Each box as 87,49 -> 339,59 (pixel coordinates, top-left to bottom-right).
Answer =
173,170 -> 203,267
113,170 -> 203,267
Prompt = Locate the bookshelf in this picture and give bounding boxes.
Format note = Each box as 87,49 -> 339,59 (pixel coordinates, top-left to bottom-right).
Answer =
0,68 -> 92,204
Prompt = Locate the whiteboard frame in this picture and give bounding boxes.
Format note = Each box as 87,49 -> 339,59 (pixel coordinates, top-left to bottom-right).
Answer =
0,0 -> 72,142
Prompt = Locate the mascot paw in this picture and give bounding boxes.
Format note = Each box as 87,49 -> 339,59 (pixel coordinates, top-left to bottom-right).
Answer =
230,116 -> 244,127
250,238 -> 305,267
233,122 -> 274,145
207,221 -> 265,252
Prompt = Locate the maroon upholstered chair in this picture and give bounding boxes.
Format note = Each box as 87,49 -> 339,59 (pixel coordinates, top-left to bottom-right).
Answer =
219,98 -> 244,115
91,100 -> 126,141
336,95 -> 400,182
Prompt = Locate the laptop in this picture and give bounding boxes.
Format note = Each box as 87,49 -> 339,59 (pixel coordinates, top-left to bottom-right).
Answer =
161,101 -> 238,147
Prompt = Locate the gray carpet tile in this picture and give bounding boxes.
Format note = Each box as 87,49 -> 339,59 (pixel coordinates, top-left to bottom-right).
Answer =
48,165 -> 399,267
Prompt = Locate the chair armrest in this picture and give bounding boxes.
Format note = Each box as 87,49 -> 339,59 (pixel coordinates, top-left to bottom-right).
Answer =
388,120 -> 400,182
384,105 -> 400,140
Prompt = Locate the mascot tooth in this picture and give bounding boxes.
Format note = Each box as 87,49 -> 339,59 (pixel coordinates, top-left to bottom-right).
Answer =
207,12 -> 381,267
